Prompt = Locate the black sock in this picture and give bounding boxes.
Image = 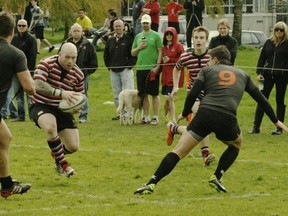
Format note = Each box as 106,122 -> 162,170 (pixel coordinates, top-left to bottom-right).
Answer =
214,146 -> 239,180
0,176 -> 13,189
147,152 -> 180,185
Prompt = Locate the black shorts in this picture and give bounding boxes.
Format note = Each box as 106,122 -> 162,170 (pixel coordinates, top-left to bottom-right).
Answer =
187,108 -> 241,142
136,70 -> 160,96
29,103 -> 77,132
34,26 -> 44,39
162,86 -> 173,96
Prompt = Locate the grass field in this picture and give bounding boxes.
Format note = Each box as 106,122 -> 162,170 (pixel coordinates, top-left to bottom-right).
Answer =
1,32 -> 287,215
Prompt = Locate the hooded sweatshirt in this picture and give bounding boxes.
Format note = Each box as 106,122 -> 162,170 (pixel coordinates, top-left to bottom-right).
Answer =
161,27 -> 185,87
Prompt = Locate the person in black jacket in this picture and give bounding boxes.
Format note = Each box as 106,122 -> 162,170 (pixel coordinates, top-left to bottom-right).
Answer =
104,19 -> 137,120
24,1 -> 33,28
1,19 -> 37,121
184,0 -> 204,48
209,18 -> 237,65
249,21 -> 288,135
60,23 -> 98,123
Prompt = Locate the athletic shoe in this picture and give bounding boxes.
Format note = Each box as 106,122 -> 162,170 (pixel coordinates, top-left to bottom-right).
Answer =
150,118 -> 158,125
55,163 -> 64,176
134,184 -> 155,195
187,113 -> 193,124
1,181 -> 31,198
79,119 -> 87,123
112,116 -> 120,121
209,175 -> 227,193
62,164 -> 76,177
272,129 -> 282,135
248,127 -> 260,134
166,122 -> 175,146
139,117 -> 150,125
48,46 -> 55,52
203,153 -> 216,166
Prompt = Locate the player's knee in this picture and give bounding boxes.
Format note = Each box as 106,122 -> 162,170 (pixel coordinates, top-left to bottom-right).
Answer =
44,124 -> 57,136
66,143 -> 79,153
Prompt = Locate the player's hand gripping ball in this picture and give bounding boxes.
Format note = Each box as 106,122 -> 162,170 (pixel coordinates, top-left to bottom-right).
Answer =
59,93 -> 87,114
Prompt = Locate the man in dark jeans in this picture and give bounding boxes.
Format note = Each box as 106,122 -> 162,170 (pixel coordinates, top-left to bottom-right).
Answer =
184,0 -> 204,48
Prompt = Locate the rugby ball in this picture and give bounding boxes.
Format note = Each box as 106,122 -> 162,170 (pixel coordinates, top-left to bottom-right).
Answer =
59,93 -> 87,113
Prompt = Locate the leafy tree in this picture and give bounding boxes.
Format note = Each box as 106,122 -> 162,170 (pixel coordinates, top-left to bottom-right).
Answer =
232,0 -> 243,45
0,0 -> 121,39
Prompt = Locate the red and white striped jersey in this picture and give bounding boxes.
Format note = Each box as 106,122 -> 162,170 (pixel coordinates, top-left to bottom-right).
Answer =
175,50 -> 210,92
31,55 -> 84,107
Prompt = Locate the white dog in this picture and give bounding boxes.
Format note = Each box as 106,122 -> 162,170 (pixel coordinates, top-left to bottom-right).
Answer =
116,89 -> 143,125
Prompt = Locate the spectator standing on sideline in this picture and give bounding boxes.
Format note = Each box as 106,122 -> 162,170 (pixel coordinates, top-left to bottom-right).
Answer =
92,9 -> 114,47
29,43 -> 84,177
209,18 -> 237,65
29,0 -> 54,54
60,23 -> 98,123
1,19 -> 37,121
104,19 -> 137,120
24,1 -> 33,28
142,0 -> 161,32
166,0 -> 183,34
184,0 -> 204,48
161,27 -> 184,123
132,14 -> 162,125
249,21 -> 288,135
43,3 -> 50,28
132,0 -> 146,36
169,26 -> 215,166
134,45 -> 288,195
76,8 -> 96,37
0,11 -> 35,198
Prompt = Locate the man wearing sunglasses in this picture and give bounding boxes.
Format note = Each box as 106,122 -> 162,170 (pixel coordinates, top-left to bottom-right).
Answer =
1,19 -> 37,121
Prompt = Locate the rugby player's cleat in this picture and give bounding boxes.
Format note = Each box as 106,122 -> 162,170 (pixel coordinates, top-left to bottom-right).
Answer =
203,153 -> 216,166
1,181 -> 31,198
62,164 -> 76,178
166,122 -> 176,146
55,163 -> 64,176
134,184 -> 155,195
209,175 -> 227,193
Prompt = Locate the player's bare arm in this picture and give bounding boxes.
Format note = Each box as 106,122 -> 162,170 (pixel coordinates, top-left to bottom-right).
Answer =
17,70 -> 35,95
34,79 -> 55,96
35,79 -> 81,102
172,67 -> 181,95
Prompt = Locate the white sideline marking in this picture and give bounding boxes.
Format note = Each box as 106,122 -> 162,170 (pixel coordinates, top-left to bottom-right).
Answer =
0,191 -> 272,214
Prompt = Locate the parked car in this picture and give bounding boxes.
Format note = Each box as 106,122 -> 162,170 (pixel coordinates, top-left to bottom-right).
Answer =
158,17 -> 187,44
208,30 -> 267,49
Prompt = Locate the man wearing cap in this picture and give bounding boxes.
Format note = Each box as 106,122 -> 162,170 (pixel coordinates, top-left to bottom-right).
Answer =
131,14 -> 162,125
